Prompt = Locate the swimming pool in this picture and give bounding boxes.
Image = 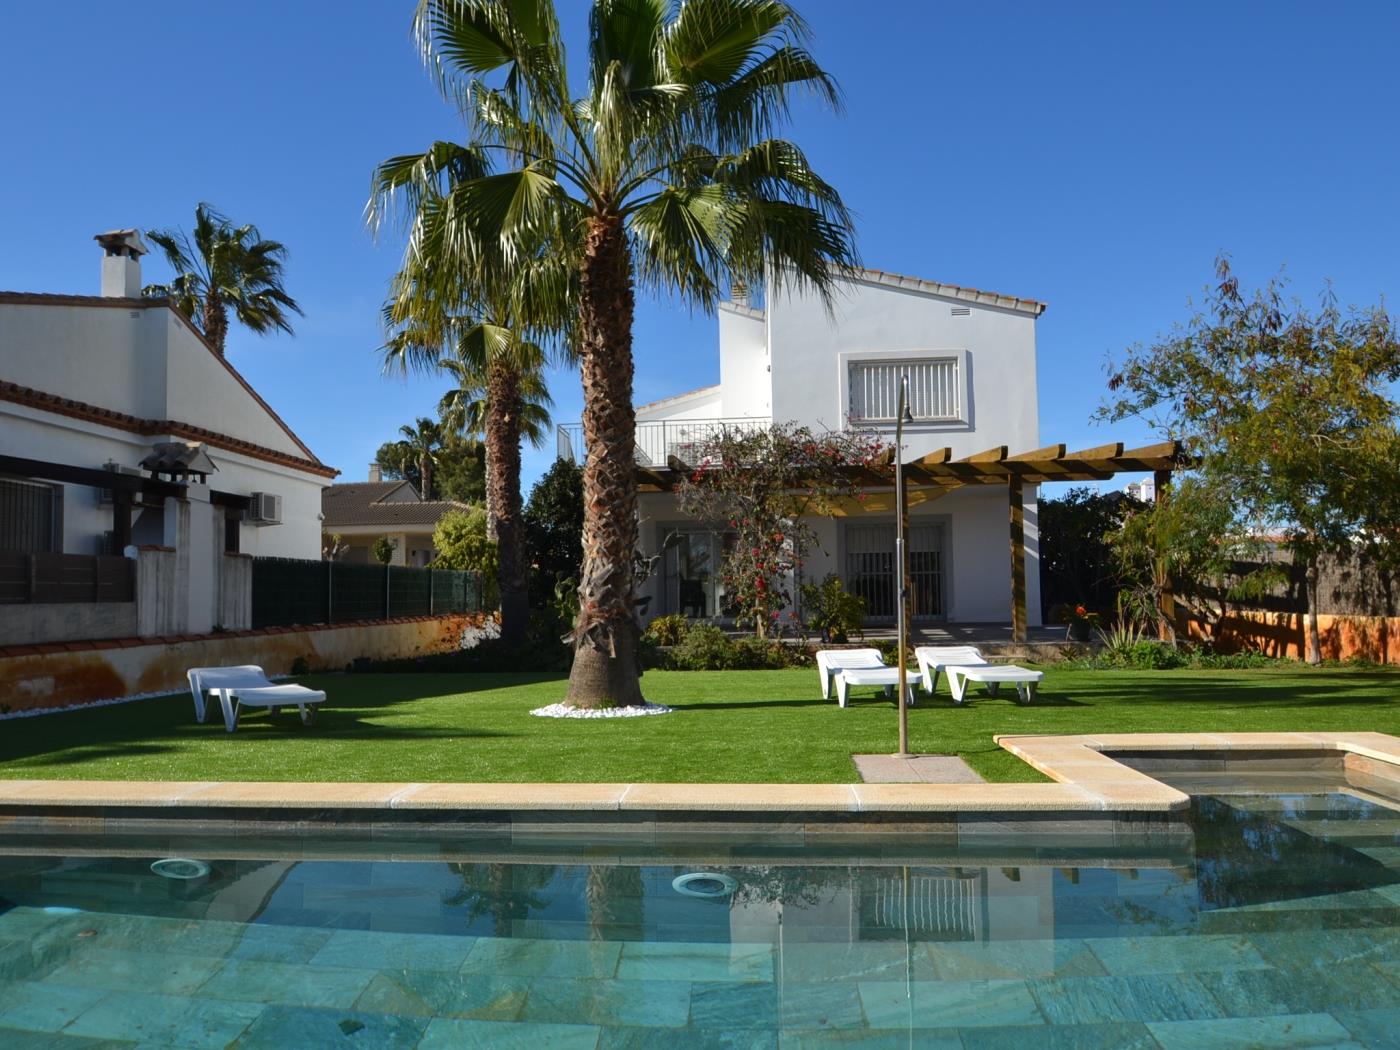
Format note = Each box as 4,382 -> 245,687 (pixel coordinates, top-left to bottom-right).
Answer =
0,784 -> 1397,1047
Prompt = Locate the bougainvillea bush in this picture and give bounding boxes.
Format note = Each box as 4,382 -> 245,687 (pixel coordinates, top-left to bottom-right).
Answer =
675,423 -> 887,637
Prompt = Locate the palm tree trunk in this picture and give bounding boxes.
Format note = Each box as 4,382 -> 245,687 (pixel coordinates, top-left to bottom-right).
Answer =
420,452 -> 433,500
565,213 -> 645,708
202,294 -> 229,356
488,361 -> 529,646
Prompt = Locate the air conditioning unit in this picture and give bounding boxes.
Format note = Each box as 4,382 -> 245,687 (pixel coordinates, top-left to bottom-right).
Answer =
248,492 -> 282,525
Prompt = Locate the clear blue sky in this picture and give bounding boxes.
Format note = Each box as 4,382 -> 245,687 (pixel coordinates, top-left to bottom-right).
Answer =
3,2 -> 1397,495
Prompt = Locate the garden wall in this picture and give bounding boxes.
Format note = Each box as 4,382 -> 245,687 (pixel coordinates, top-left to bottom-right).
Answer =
0,612 -> 495,716
1184,610 -> 1400,664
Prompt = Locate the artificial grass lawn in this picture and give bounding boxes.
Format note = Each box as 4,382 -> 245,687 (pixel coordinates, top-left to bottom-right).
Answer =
2,666 -> 1398,784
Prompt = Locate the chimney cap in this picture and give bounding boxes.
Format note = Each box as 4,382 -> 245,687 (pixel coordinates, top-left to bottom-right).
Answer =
94,229 -> 149,258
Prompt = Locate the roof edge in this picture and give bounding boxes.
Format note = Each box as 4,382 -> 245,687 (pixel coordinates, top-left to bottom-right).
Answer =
851,267 -> 1047,316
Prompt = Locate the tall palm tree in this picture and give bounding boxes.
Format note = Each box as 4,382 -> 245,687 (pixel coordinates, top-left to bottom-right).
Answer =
398,417 -> 446,500
144,203 -> 302,356
374,0 -> 855,707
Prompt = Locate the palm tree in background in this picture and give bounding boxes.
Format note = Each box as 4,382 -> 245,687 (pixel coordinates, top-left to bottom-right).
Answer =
398,417 -> 446,500
373,0 -> 857,707
379,234 -> 573,643
144,203 -> 302,356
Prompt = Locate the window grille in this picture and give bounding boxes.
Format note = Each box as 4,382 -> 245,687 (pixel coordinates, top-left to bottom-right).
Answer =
0,478 -> 59,553
849,358 -> 961,422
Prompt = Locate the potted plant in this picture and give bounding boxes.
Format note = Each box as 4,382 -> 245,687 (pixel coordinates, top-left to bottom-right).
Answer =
1063,604 -> 1101,642
801,575 -> 868,644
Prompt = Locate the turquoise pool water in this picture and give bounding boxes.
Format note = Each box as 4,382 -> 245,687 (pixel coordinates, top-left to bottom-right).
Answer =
1,789 -> 1398,1047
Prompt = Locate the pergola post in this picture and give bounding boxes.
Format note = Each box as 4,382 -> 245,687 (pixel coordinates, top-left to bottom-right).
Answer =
1154,468 -> 1175,642
1009,477 -> 1027,642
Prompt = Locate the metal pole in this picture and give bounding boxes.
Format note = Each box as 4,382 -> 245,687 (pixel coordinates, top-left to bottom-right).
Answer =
895,376 -> 911,758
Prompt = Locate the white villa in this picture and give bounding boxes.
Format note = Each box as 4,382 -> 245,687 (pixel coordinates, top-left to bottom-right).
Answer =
560,267 -> 1050,630
0,230 -> 335,641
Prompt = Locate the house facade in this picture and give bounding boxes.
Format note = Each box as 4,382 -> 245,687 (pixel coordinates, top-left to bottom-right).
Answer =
0,230 -> 336,641
321,467 -> 474,567
560,267 -> 1047,628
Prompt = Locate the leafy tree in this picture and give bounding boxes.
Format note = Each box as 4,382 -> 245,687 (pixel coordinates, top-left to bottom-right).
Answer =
377,0 -> 856,707
1109,474 -> 1279,639
523,458 -> 585,606
1100,258 -> 1400,662
143,202 -> 301,356
432,507 -> 499,606
375,434 -> 485,503
1038,486 -> 1141,619
372,535 -> 397,565
675,423 -> 885,637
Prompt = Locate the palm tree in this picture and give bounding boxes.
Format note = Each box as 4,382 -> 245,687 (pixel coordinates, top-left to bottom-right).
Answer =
437,341 -> 556,642
144,203 -> 302,356
398,417 -> 445,500
373,0 -> 855,707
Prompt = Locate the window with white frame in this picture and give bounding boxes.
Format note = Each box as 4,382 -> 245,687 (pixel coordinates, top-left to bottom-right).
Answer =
848,357 -> 962,423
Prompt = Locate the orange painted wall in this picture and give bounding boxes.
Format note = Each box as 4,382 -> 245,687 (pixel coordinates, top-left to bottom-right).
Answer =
0,613 -> 495,715
1185,610 -> 1400,664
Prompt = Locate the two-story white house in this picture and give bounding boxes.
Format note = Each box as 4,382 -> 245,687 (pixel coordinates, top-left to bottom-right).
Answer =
560,266 -> 1047,630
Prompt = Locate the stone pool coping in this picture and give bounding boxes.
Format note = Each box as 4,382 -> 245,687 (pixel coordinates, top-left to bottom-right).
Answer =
0,731 -> 1394,817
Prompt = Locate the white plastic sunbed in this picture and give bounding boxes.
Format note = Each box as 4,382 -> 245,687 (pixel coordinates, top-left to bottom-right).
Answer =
815,648 -> 886,700
186,665 -> 325,733
945,665 -> 1043,706
833,666 -> 917,709
914,645 -> 989,695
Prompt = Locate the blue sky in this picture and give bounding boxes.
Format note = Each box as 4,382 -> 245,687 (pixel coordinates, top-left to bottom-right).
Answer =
3,1 -> 1398,495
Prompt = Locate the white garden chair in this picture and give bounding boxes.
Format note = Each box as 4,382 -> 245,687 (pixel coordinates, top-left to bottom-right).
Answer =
815,648 -> 887,700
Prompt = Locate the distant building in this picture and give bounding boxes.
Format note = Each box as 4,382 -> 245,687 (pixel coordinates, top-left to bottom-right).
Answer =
1125,476 -> 1156,503
321,465 -> 473,567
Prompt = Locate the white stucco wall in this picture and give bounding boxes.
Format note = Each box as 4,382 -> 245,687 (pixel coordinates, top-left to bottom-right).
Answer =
635,386 -> 723,422
717,304 -> 771,419
763,275 -> 1041,459
1,392 -> 326,560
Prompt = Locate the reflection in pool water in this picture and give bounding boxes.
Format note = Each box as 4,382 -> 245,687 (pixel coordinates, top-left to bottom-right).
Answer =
0,789 -> 1397,1046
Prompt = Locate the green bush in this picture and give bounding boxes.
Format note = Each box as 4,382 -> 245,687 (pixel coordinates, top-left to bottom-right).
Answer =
669,624 -> 740,670
644,613 -> 691,646
432,508 -> 498,606
800,575 -> 867,643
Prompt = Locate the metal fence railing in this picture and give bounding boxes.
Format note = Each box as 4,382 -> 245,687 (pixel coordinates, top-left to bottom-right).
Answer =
556,417 -> 772,467
251,557 -> 483,630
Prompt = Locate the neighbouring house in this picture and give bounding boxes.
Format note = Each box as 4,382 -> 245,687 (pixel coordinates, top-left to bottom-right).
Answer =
321,465 -> 474,567
558,266 -> 1050,630
0,229 -> 337,643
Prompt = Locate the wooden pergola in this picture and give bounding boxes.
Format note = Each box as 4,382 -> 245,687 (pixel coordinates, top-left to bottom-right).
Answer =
639,440 -> 1189,642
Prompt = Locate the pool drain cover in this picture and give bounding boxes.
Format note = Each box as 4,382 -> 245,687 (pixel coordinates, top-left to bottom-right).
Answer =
672,872 -> 738,899
151,858 -> 211,881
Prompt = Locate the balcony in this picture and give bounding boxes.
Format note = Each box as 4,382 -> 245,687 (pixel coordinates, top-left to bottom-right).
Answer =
556,418 -> 773,468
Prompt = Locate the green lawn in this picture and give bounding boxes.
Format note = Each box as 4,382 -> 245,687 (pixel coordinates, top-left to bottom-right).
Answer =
3,666 -> 1398,784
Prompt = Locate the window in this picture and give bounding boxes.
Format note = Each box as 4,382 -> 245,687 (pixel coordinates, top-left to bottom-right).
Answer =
848,357 -> 961,423
0,478 -> 61,553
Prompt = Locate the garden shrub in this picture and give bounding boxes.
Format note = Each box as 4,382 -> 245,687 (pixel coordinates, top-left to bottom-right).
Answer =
669,624 -> 740,670
644,613 -> 691,647
800,575 -> 867,643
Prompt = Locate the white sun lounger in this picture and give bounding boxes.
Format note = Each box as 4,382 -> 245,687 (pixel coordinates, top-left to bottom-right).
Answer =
815,648 -> 887,699
186,665 -> 325,732
834,666 -> 917,709
945,665 -> 1043,706
914,645 -> 989,695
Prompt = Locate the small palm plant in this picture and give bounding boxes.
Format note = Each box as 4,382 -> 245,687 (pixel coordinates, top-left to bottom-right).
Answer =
143,203 -> 302,356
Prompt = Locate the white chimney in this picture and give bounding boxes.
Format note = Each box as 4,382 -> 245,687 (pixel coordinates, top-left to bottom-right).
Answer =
94,229 -> 149,298
368,463 -> 382,483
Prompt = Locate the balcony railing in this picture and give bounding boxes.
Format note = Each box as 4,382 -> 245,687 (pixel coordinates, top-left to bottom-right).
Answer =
557,417 -> 773,468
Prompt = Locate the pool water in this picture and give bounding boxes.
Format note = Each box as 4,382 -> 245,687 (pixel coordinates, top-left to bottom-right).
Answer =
1,789 -> 1399,1047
